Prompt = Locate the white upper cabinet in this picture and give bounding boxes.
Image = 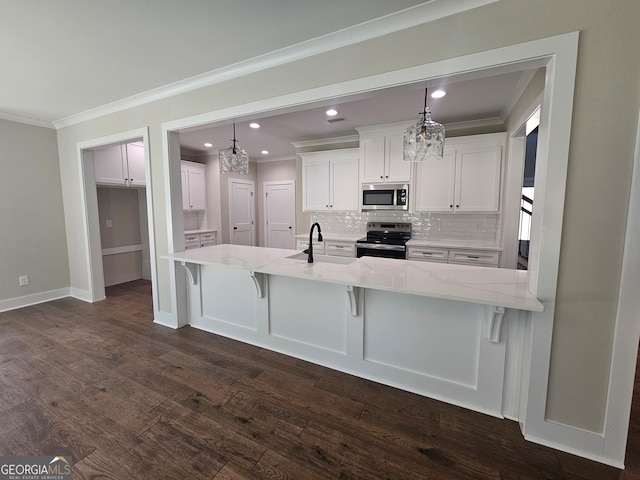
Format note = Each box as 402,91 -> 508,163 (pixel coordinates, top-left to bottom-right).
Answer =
125,143 -> 146,187
357,123 -> 412,184
414,133 -> 506,213
94,143 -> 146,187
181,161 -> 206,211
300,148 -> 359,212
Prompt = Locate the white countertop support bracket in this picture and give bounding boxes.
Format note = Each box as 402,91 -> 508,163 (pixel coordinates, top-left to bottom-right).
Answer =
346,285 -> 360,316
180,261 -> 198,285
250,271 -> 265,298
487,305 -> 505,343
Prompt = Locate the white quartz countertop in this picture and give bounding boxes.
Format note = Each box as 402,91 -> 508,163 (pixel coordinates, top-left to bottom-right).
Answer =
295,233 -> 363,242
406,239 -> 502,251
165,244 -> 543,312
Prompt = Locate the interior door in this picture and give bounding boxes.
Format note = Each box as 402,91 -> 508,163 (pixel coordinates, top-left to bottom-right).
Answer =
265,181 -> 295,249
229,179 -> 255,246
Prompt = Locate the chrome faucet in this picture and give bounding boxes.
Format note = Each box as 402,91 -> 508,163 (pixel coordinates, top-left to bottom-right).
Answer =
307,222 -> 323,263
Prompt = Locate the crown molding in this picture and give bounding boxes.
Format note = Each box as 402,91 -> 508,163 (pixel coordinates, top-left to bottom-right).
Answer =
291,134 -> 359,149
52,0 -> 498,129
445,116 -> 504,132
255,155 -> 298,164
0,111 -> 54,129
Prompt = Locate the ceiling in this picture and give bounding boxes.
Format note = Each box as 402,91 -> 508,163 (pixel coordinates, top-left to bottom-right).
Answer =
178,68 -> 538,160
0,0 -> 433,125
1,0 -> 531,149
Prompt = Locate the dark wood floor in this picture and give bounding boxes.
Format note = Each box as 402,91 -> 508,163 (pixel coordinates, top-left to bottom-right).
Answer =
1,280 -> 638,479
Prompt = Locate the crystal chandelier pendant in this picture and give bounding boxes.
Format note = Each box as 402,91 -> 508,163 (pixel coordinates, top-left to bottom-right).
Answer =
403,90 -> 445,162
219,123 -> 249,174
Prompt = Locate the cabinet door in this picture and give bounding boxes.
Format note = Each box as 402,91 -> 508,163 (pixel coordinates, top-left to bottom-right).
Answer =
360,136 -> 386,183
180,167 -> 190,210
330,157 -> 359,211
302,160 -> 330,211
454,145 -> 502,212
94,145 -> 126,185
187,166 -> 206,210
414,149 -> 456,212
125,143 -> 146,186
385,133 -> 411,182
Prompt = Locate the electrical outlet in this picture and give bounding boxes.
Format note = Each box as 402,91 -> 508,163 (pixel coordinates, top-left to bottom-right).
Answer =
18,275 -> 29,286
106,219 -> 113,228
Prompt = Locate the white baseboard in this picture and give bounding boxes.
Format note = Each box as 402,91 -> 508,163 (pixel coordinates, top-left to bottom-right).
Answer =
522,417 -> 625,469
524,430 -> 623,469
0,288 -> 71,313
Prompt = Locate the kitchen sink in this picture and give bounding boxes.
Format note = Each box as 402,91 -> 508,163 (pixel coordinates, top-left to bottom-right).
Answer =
286,252 -> 356,265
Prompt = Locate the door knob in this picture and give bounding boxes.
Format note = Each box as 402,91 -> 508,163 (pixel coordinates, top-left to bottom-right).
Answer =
233,226 -> 238,230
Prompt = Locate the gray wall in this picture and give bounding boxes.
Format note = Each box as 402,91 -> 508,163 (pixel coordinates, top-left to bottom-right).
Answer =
52,0 -> 640,437
97,186 -> 143,286
0,119 -> 69,303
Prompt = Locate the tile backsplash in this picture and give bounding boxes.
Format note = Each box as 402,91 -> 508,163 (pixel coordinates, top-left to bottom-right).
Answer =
310,211 -> 500,243
184,210 -> 207,231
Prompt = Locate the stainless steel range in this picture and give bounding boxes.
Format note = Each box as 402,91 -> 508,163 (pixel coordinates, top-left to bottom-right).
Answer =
356,222 -> 411,259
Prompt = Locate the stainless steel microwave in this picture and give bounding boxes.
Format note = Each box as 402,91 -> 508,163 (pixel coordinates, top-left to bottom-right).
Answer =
361,183 -> 409,211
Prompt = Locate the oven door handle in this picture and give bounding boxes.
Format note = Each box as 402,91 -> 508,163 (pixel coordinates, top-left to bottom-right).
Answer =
357,243 -> 406,252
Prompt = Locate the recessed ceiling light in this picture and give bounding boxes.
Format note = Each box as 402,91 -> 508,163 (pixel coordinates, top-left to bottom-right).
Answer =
431,90 -> 447,99
261,150 -> 269,155
326,109 -> 338,116
204,142 -> 213,148
249,123 -> 260,129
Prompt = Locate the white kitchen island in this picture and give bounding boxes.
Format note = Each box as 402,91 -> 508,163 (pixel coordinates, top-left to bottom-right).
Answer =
165,244 -> 543,418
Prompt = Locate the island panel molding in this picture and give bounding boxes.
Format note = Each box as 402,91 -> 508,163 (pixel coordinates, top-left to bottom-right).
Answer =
165,244 -> 543,418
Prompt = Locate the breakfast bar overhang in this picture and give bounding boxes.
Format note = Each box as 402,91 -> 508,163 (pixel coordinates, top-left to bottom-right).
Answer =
165,244 -> 543,418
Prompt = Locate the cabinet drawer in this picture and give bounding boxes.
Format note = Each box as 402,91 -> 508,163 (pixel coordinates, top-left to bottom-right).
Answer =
185,234 -> 199,243
448,250 -> 500,267
200,232 -> 215,242
407,247 -> 448,263
325,241 -> 355,257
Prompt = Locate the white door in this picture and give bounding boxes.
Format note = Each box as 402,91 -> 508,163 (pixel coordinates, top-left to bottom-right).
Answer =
265,181 -> 296,249
229,179 -> 255,246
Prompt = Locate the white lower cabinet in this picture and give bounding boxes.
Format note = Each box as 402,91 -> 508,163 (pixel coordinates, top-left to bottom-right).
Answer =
296,239 -> 325,254
184,231 -> 216,250
325,241 -> 356,257
408,245 -> 500,267
407,246 -> 449,263
448,249 -> 500,267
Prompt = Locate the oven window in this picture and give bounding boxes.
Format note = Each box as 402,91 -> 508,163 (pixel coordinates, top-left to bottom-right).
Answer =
363,190 -> 394,206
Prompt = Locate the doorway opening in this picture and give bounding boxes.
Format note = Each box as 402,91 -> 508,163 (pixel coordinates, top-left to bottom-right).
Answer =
79,128 -> 158,318
518,108 -> 540,270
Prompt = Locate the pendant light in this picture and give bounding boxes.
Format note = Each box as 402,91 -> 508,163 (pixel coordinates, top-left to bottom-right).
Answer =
403,88 -> 445,162
219,122 -> 249,175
